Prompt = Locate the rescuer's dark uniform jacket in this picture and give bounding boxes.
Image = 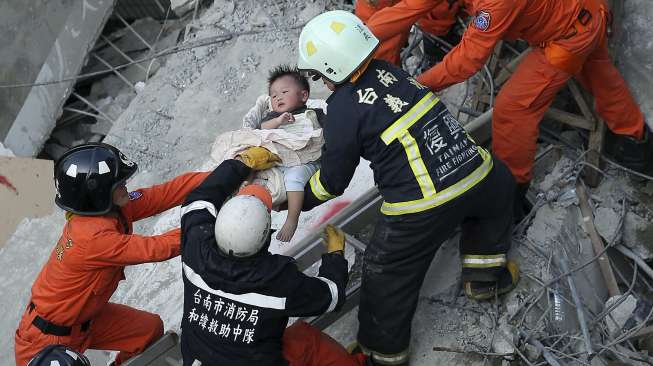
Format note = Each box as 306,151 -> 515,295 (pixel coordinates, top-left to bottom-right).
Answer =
180,160 -> 348,366
303,59 -> 493,216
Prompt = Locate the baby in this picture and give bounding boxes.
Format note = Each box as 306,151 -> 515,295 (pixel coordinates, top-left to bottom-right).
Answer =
248,65 -> 324,242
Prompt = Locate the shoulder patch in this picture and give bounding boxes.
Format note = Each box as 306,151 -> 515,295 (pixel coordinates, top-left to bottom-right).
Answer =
474,10 -> 491,31
128,191 -> 143,201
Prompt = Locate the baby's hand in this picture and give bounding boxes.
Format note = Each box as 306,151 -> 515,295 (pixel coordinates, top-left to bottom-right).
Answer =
279,112 -> 295,125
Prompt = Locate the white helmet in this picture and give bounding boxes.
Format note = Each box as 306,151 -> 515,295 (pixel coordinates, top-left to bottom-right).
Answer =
214,193 -> 271,257
298,10 -> 379,84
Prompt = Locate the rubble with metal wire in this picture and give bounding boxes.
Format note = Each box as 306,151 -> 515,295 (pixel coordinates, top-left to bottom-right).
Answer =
1,1 -> 652,365
502,146 -> 653,366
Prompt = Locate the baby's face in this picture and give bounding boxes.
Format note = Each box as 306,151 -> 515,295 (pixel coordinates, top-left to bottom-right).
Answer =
269,75 -> 308,113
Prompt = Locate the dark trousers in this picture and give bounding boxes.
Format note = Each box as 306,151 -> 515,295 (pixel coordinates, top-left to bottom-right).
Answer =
357,158 -> 515,357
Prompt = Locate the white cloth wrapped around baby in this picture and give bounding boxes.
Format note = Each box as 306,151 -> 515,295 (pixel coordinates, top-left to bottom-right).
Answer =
211,95 -> 326,208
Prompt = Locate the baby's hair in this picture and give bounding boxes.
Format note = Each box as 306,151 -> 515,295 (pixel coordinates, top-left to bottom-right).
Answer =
268,64 -> 310,94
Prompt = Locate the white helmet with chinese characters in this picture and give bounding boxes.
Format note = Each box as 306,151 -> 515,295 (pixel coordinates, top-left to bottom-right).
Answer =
214,185 -> 273,257
297,10 -> 379,84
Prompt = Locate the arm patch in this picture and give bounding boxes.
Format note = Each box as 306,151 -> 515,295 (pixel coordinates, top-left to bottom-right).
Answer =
474,10 -> 491,31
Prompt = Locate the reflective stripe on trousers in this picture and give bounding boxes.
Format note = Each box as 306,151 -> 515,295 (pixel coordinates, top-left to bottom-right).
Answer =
461,253 -> 507,269
309,169 -> 336,201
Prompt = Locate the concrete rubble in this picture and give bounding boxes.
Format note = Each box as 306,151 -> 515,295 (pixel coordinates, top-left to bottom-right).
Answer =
1,0 -> 653,365
0,0 -> 115,157
42,15 -> 186,161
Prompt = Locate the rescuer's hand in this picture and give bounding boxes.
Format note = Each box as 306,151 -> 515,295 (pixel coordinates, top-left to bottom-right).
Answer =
322,224 -> 345,254
237,147 -> 281,170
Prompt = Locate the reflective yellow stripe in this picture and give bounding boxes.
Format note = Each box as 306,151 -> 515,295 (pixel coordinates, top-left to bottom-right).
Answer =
381,92 -> 440,144
309,169 -> 335,201
381,92 -> 439,199
379,90 -> 492,215
398,133 -> 436,197
462,253 -> 507,268
380,148 -> 493,215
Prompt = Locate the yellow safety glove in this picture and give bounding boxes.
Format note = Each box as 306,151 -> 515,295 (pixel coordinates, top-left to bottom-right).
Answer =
237,147 -> 281,170
322,224 -> 345,254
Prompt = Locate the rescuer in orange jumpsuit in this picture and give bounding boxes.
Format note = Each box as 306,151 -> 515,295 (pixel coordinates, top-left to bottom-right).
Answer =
14,143 -> 210,366
366,0 -> 650,214
356,0 -> 461,65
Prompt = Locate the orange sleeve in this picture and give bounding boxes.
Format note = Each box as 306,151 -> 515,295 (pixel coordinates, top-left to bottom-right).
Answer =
416,1 -> 518,91
366,0 -> 442,41
83,228 -> 182,268
122,172 -> 210,222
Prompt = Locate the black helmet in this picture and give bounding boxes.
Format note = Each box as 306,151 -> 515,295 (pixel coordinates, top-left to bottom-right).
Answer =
28,345 -> 91,366
54,143 -> 137,216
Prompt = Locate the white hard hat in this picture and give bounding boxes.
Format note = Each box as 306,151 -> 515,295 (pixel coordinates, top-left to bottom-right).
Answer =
298,10 -> 379,84
214,195 -> 271,257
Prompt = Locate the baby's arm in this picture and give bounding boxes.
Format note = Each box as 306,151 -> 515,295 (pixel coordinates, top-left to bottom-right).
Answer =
261,112 -> 295,129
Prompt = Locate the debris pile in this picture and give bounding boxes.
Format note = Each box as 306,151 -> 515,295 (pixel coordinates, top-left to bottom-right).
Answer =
498,148 -> 653,365
42,15 -> 186,160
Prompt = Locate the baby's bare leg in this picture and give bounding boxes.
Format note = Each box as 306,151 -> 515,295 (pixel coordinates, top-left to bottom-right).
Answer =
276,191 -> 303,242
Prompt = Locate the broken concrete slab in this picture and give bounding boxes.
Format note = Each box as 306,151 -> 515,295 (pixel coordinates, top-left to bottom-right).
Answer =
3,0 -> 115,157
623,212 -> 653,260
605,294 -> 638,335
537,156 -> 574,194
0,157 -> 55,248
491,318 -> 517,356
0,143 -> 14,157
171,0 -> 197,17
594,206 -> 620,244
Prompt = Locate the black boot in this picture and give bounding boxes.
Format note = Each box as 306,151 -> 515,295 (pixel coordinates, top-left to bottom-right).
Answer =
514,182 -> 532,223
349,342 -> 409,366
604,127 -> 653,175
464,260 -> 520,300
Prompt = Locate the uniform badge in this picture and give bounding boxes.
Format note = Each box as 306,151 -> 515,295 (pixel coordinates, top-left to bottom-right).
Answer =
474,10 -> 491,32
128,191 -> 142,200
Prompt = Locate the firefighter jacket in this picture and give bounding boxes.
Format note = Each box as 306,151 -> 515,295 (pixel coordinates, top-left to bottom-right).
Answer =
365,0 -> 587,90
180,159 -> 348,366
303,59 -> 493,216
28,172 -> 209,326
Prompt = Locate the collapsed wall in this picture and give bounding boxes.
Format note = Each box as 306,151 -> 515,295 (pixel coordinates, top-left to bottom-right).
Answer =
0,0 -> 115,157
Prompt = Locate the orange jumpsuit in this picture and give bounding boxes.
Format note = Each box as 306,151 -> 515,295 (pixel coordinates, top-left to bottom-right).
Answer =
15,171 -> 209,366
357,0 -> 461,65
283,321 -> 367,366
366,0 -> 645,183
